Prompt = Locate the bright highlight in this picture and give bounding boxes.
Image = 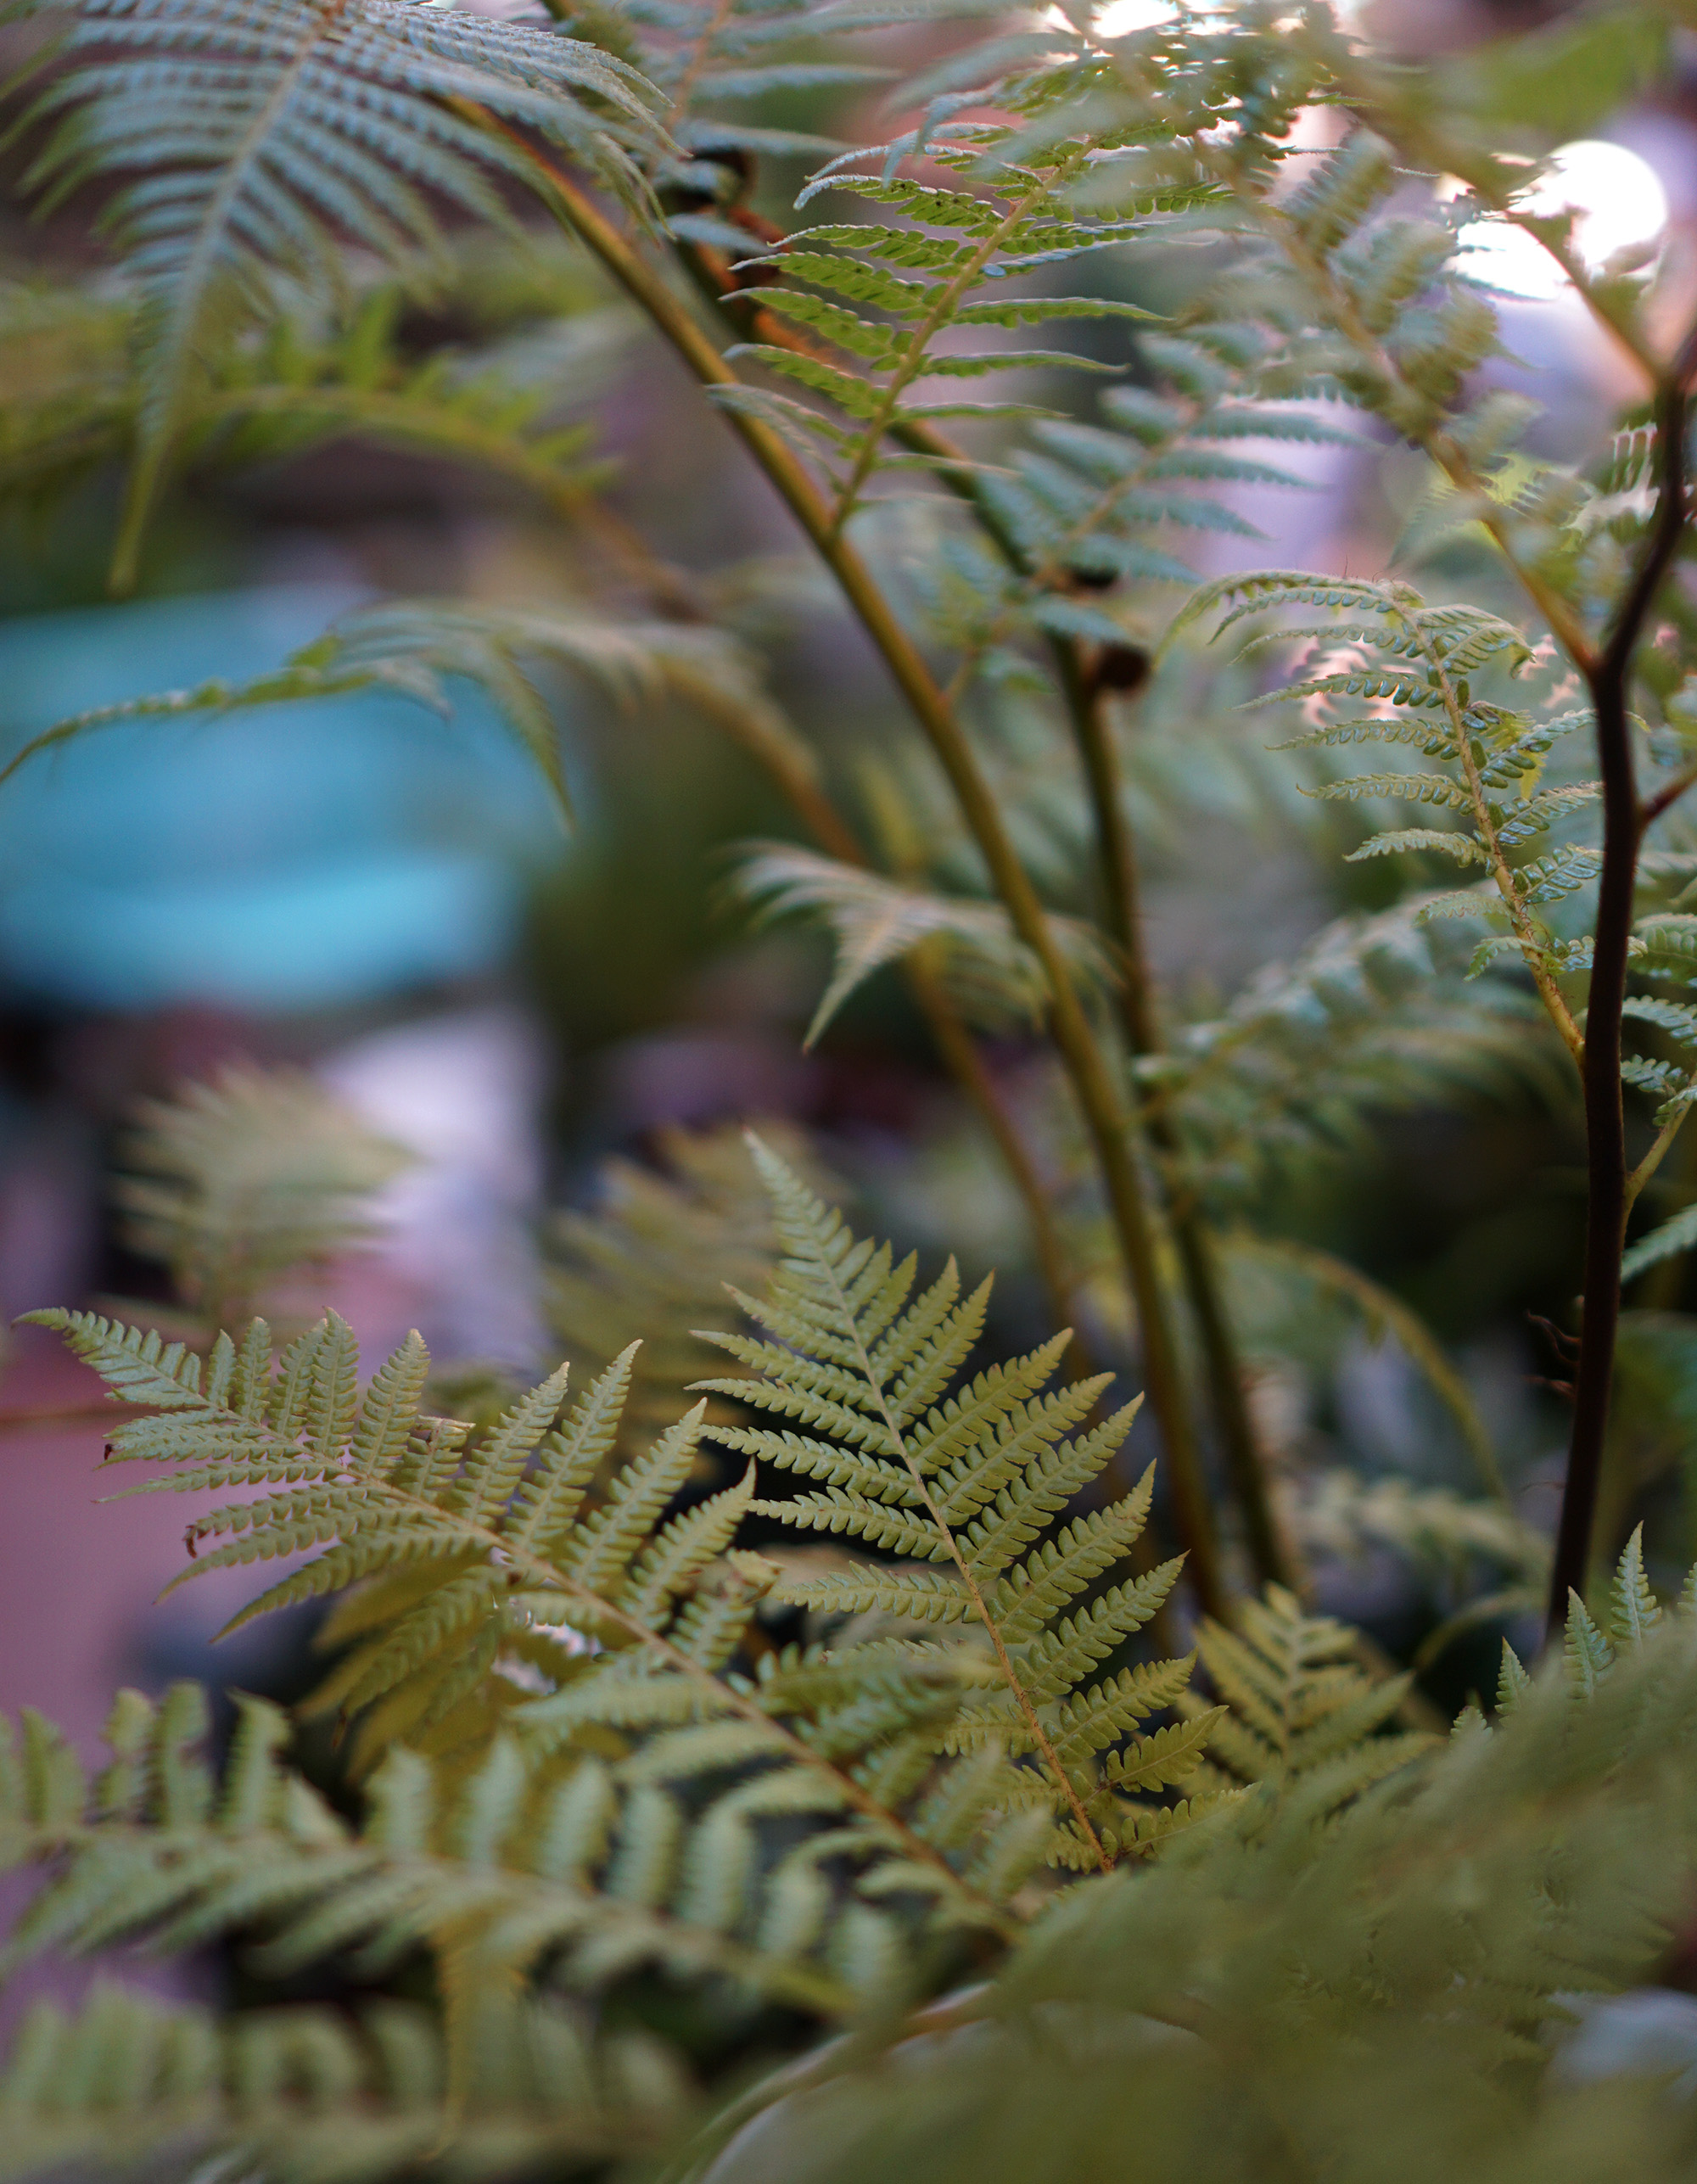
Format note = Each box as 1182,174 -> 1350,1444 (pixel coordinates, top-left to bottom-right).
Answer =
1455,139 -> 1670,302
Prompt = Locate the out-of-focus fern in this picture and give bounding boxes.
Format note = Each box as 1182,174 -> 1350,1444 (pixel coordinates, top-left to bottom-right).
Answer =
5,0 -> 663,580
2,599 -> 811,828
542,1121 -> 787,1459
683,1605 -> 1697,2184
733,842 -> 1119,1045
114,1065 -> 412,1331
1159,900 -> 1560,1203
0,1979 -> 676,2183
1178,1586 -> 1431,1819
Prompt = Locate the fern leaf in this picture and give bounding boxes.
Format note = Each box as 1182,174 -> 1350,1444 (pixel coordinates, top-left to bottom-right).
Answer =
12,0 -> 660,581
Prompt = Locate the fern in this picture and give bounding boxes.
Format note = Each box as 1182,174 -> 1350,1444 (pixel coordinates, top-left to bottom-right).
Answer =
710,108 -> 1175,527
0,1980 -> 675,2181
541,1120 -> 798,1465
6,0 -> 663,580
112,1064 -> 412,1329
692,1138 -> 1224,1873
25,1148 -> 1222,2008
686,1608 -> 1697,2184
0,1684 -> 855,2028
1498,1526 -> 1689,1711
1163,899 -> 1559,1203
733,842 -> 1119,1044
2,597 -> 809,827
1179,1586 -> 1432,1820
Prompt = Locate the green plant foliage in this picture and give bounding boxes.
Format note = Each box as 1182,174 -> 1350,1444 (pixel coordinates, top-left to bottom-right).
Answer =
4,0 -> 663,579
733,843 -> 1118,1044
695,1138 -> 1222,1869
681,1604 -> 1697,2184
1179,1584 -> 1432,1817
20,1150 -> 1220,2045
10,1 -> 1697,2174
0,597 -> 806,827
113,1065 -> 412,1330
540,1120 -> 802,1464
0,1981 -> 677,2183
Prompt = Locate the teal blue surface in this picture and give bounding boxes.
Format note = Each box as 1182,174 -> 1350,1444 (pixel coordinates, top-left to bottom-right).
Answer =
0,586 -> 566,1010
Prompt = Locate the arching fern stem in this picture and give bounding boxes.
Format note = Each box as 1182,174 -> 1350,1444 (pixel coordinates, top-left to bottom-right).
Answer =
465,111 -> 1228,1619
597,501 -> 1094,1380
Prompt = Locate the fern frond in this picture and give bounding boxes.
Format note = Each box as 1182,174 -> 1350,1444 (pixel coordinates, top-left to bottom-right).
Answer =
733,843 -> 1117,1043
8,0 -> 663,580
112,1064 -> 411,1328
697,1137 -> 1209,1872
0,1981 -> 674,2181
1185,1586 -> 1431,1818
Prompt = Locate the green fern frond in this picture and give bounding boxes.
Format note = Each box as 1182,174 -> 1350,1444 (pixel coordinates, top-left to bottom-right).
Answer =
112,1064 -> 411,1329
542,1121 -> 822,1466
733,843 -> 1118,1044
0,596 -> 807,830
0,1980 -> 679,2182
695,1136 -> 1216,1872
1169,903 -> 1558,1204
1184,1587 -> 1431,1819
7,0 -> 664,581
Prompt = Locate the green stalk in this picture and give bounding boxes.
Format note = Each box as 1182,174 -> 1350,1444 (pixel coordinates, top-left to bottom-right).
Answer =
500,136 -> 1225,1616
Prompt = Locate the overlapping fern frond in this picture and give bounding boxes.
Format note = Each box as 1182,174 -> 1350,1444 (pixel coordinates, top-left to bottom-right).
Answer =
1179,1586 -> 1431,1819
28,1147 -> 1219,2016
541,1119 -> 806,1463
5,0 -> 664,578
705,1609 -> 1697,2184
114,1063 -> 412,1329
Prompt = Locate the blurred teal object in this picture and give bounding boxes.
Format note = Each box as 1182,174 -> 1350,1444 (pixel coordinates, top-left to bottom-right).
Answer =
0,585 -> 565,1011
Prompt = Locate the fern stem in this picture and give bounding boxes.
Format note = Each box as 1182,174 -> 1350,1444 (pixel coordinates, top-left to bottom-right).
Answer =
804,1219 -> 1114,1874
1549,355 -> 1695,1633
1062,659 -> 1292,1588
490,127 -> 1226,1618
596,464 -> 1091,1370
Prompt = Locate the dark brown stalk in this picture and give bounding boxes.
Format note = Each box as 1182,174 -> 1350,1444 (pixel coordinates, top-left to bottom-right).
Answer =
1548,356 -> 1694,1632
